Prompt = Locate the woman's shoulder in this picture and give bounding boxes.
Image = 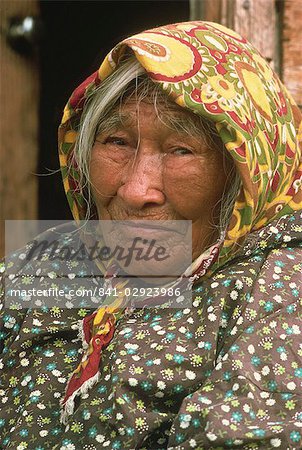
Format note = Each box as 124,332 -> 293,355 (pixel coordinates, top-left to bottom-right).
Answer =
243,210 -> 302,254
197,212 -> 302,356
0,222 -> 100,351
197,211 -> 301,326
217,210 -> 302,278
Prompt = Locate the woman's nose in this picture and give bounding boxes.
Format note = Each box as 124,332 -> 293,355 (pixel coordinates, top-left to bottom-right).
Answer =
117,153 -> 165,209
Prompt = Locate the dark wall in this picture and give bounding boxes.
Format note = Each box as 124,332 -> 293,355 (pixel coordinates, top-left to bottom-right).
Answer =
39,0 -> 189,220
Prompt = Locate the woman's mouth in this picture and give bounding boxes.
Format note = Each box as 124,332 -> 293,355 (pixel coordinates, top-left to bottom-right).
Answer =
114,220 -> 189,236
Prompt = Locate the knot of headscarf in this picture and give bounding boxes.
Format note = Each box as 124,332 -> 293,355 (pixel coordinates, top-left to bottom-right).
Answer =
60,291 -> 127,424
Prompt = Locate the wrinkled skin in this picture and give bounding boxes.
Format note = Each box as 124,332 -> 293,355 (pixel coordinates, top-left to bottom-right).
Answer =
90,101 -> 233,273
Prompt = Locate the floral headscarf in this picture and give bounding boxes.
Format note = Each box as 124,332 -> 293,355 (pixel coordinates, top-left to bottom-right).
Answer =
58,21 -> 302,421
59,20 -> 302,266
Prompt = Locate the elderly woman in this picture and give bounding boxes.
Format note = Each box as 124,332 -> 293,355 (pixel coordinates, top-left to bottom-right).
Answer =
1,21 -> 302,450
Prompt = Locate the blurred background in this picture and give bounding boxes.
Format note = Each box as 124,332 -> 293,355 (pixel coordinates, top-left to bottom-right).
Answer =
0,0 -> 301,256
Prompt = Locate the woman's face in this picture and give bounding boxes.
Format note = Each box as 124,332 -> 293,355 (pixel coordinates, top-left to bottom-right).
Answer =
90,100 -> 233,265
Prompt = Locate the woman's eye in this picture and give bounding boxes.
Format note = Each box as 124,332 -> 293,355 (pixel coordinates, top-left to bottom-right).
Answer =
103,136 -> 127,146
172,147 -> 193,156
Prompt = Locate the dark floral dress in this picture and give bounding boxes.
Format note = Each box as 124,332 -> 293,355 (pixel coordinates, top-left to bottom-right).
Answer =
1,212 -> 301,449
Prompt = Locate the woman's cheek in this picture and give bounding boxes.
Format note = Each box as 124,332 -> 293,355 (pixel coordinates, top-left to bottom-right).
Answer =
164,166 -> 217,218
90,153 -> 124,205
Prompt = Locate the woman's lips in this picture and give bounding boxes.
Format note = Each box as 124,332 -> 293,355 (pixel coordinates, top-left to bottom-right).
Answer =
115,220 -> 189,236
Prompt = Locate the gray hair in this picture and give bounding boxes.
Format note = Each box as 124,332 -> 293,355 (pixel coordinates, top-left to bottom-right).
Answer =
73,55 -> 241,239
